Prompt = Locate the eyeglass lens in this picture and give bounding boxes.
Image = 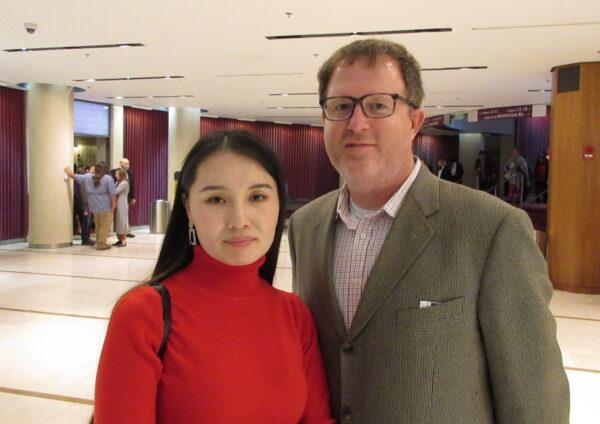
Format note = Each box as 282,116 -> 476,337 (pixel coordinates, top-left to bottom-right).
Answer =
323,94 -> 396,120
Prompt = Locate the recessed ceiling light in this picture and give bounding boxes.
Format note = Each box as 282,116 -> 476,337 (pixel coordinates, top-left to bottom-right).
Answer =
115,96 -> 123,99
86,79 -> 95,82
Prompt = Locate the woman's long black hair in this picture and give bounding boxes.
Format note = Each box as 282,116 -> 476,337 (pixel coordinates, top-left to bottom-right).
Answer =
150,130 -> 287,284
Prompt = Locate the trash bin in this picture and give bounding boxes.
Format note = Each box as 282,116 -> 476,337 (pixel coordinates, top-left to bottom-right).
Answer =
150,200 -> 171,234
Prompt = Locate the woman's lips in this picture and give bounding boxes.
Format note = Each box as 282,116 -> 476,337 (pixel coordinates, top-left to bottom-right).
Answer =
224,237 -> 256,248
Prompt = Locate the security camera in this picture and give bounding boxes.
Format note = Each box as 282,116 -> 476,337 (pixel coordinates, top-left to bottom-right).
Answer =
24,23 -> 37,34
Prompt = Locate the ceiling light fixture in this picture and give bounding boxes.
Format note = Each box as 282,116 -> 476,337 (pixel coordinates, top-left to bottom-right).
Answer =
217,72 -> 302,77
3,43 -> 144,53
269,92 -> 318,96
472,21 -> 600,31
266,27 -> 452,40
424,104 -> 483,108
422,66 -> 487,71
73,75 -> 184,82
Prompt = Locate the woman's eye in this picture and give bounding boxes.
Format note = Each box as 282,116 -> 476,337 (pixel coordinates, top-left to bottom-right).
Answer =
251,194 -> 266,202
207,196 -> 225,204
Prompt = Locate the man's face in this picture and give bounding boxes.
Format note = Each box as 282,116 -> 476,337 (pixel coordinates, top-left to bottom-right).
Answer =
322,55 -> 424,193
120,159 -> 130,170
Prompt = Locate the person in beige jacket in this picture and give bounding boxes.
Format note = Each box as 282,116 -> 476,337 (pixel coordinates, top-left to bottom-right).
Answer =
288,38 -> 569,423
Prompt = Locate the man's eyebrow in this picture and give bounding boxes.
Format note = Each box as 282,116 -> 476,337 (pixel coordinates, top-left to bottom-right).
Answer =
199,183 -> 274,192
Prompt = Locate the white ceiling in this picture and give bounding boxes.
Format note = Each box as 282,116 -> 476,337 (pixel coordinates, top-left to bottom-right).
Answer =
1,0 -> 599,126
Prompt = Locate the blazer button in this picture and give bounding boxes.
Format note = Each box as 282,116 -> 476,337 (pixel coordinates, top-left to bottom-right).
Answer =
342,343 -> 354,353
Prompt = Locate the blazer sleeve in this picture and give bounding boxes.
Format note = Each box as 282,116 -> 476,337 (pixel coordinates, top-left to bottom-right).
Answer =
94,286 -> 164,424
478,208 -> 570,423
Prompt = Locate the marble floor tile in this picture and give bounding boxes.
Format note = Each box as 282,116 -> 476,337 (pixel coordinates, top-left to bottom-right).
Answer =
551,290 -> 600,321
0,392 -> 93,424
557,317 -> 600,372
0,272 -> 136,318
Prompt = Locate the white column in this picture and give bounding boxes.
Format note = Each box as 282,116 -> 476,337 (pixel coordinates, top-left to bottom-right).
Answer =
110,105 -> 124,169
168,107 -> 201,204
27,83 -> 74,248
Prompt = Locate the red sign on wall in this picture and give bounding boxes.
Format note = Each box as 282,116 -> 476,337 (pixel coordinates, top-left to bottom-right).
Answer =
583,145 -> 594,160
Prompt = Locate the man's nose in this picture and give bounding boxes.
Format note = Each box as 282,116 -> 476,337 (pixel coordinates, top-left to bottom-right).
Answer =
346,103 -> 370,132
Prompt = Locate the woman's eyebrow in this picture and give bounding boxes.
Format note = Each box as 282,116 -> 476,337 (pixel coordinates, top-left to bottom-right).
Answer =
199,183 -> 273,192
249,184 -> 273,190
199,185 -> 225,192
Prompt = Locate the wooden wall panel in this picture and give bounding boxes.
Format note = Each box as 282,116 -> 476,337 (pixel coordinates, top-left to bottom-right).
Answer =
547,62 -> 600,293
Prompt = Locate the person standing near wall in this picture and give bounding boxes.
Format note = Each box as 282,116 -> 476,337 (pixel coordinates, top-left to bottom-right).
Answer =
113,169 -> 130,247
111,158 -> 136,238
73,166 -> 94,246
66,162 -> 116,250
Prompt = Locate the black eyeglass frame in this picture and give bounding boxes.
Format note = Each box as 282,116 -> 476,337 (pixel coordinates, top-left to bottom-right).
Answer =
319,92 -> 419,121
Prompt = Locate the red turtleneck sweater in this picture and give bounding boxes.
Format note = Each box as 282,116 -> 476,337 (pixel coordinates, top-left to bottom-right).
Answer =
94,246 -> 334,423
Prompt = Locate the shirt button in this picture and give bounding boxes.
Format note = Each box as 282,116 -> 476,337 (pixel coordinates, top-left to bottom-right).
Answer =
360,232 -> 367,239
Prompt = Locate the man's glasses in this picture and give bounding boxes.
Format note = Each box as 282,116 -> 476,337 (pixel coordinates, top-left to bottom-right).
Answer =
319,93 -> 418,121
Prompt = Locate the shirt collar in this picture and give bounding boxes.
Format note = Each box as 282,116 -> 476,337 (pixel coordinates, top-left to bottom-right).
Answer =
336,158 -> 421,224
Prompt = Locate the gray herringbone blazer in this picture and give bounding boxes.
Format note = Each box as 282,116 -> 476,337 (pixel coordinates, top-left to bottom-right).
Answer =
288,166 -> 569,423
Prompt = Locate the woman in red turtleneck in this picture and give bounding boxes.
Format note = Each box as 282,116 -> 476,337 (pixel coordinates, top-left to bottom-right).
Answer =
93,130 -> 334,424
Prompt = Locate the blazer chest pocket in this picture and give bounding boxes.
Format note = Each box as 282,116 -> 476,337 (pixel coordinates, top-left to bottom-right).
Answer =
396,296 -> 465,327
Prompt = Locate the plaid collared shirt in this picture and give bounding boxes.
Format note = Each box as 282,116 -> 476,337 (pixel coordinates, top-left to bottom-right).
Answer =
333,160 -> 421,330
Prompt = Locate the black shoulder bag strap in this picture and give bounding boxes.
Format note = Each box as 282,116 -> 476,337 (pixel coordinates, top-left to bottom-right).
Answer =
149,281 -> 171,359
89,282 -> 171,423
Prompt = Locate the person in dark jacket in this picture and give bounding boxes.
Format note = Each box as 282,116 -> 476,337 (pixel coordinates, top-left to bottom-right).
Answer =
74,166 -> 94,246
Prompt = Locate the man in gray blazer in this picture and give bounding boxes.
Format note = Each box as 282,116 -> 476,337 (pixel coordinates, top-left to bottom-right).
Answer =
288,39 -> 569,423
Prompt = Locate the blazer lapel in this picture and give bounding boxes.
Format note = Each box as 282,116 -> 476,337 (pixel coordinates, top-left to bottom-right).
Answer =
311,196 -> 348,340
347,168 -> 439,342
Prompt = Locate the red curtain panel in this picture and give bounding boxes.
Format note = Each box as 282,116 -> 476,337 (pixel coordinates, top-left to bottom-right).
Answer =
200,118 -> 339,201
0,86 -> 27,241
123,107 -> 168,226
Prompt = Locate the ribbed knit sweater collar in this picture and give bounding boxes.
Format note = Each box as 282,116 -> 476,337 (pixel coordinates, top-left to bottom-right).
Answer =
181,245 -> 267,297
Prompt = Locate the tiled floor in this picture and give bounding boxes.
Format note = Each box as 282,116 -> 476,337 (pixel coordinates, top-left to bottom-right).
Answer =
0,229 -> 598,423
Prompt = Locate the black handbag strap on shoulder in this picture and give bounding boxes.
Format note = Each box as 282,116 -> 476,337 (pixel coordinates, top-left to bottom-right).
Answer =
89,282 -> 171,423
148,281 -> 171,359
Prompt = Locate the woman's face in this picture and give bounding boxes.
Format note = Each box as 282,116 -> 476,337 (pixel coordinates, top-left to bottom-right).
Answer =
184,150 -> 279,266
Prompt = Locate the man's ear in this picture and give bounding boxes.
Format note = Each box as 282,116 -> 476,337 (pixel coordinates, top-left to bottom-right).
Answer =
410,108 -> 425,134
